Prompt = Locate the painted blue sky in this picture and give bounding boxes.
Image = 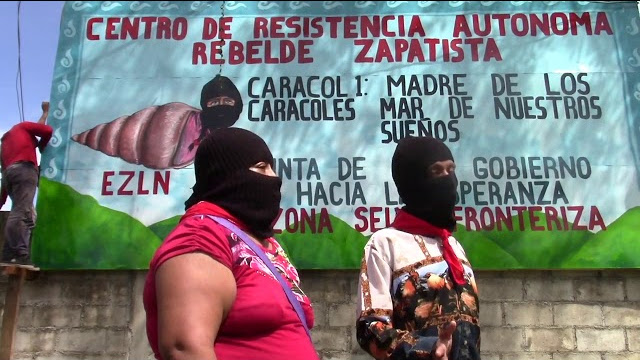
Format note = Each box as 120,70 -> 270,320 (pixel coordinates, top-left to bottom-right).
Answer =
0,1 -> 64,209
1,1 -> 65,134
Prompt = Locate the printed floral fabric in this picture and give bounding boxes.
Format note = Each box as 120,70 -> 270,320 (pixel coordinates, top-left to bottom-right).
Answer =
356,228 -> 481,360
228,231 -> 308,302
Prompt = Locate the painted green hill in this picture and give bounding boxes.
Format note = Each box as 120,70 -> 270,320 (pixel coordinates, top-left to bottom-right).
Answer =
562,207 -> 640,268
31,178 -> 640,270
276,213 -> 369,269
461,210 -> 592,268
454,227 -> 522,269
148,211 -> 369,269
456,207 -> 640,269
33,178 -> 162,269
149,215 -> 182,240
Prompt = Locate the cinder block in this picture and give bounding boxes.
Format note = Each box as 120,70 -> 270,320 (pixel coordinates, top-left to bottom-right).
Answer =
628,329 -> 640,352
501,352 -> 552,360
56,328 -> 106,353
60,281 -> 111,306
55,271 -> 130,306
350,272 -> 361,298
575,279 -> 625,302
82,305 -> 130,327
16,305 -> 34,328
36,355 -> 128,360
550,354 -> 601,360
603,353 -> 640,360
9,353 -> 33,360
108,273 -> 132,306
15,330 -> 55,352
552,270 -> 601,279
33,355 -> 82,360
321,351 -> 364,360
627,278 -> 640,301
524,328 -> 574,352
481,327 -> 524,352
313,302 -> 328,327
311,328 -> 350,352
505,303 -> 553,326
350,323 -> 362,354
323,276 -> 353,303
32,305 -> 83,328
480,354 -> 501,360
20,279 -> 64,305
105,328 -> 129,353
603,303 -> 640,326
576,329 -> 626,352
329,303 -> 357,327
300,271 -> 328,303
524,279 -> 574,301
478,278 -> 523,301
33,355 -> 78,360
554,304 -> 602,326
481,302 -> 503,326
343,354 -> 372,360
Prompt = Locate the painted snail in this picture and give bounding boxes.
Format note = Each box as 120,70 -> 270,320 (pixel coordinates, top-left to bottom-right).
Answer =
71,75 -> 243,169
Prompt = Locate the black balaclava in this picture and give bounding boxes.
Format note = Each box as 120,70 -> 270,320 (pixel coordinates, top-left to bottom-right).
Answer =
200,75 -> 244,129
184,128 -> 282,239
392,136 -> 458,231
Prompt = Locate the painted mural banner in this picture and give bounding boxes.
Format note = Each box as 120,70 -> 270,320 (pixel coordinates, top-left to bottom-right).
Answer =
36,1 -> 640,270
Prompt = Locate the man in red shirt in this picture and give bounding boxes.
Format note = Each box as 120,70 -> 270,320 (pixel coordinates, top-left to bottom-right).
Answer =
0,102 -> 53,270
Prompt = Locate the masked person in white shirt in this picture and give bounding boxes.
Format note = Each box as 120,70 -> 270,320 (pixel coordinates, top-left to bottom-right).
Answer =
356,136 -> 480,360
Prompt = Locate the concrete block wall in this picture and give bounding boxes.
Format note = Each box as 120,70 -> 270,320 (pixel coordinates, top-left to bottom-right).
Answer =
2,269 -> 640,359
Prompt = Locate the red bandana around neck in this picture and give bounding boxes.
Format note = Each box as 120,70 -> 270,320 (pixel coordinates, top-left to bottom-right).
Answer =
391,209 -> 466,285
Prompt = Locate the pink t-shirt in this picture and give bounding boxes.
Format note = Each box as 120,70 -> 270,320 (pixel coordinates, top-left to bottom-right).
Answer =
143,202 -> 318,360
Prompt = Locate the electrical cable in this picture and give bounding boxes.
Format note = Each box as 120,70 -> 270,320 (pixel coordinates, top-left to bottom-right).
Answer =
15,0 -> 25,123
219,0 -> 226,75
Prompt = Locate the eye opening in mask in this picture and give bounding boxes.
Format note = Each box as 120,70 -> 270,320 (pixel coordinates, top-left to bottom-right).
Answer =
428,160 -> 456,178
206,96 -> 236,108
249,161 -> 277,177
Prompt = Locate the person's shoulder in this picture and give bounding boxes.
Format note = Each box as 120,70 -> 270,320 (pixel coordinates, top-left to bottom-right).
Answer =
371,227 -> 404,238
19,121 -> 52,129
447,235 -> 472,263
267,238 -> 297,265
4,123 -> 19,133
375,226 -> 421,238
150,215 -> 229,259
14,121 -> 33,128
172,214 -> 230,240
11,121 -> 41,132
269,237 -> 285,250
365,227 -> 408,247
447,235 -> 464,248
150,214 -> 235,269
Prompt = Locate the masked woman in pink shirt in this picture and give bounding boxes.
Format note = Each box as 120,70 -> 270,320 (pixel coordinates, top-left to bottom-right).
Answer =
143,128 -> 319,360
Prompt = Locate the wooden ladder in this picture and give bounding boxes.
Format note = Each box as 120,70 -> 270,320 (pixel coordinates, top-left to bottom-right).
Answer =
0,266 -> 38,360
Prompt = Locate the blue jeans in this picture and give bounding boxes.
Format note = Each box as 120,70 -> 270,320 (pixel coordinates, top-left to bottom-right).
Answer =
2,162 -> 38,259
